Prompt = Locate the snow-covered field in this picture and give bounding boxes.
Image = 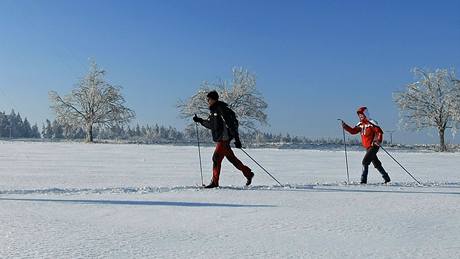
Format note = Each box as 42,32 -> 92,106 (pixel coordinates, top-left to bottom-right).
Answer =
1,142 -> 459,258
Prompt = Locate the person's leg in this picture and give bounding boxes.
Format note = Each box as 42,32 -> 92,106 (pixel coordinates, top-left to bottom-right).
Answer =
209,142 -> 225,187
222,142 -> 254,183
371,149 -> 391,183
361,165 -> 369,184
361,147 -> 376,184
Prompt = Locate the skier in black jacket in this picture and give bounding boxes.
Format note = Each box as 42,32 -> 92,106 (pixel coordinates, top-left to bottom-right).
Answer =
193,90 -> 254,188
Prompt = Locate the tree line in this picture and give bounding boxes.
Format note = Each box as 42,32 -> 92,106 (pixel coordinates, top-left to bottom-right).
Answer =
0,110 -> 41,139
39,118 -> 360,146
2,109 -> 359,146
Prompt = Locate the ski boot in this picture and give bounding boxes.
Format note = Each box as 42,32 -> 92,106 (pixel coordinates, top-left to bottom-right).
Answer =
245,172 -> 254,186
376,166 -> 391,184
383,174 -> 391,184
204,181 -> 219,189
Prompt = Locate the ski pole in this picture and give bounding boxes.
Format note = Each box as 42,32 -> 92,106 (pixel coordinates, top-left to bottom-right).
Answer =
195,116 -> 204,186
338,119 -> 350,184
378,144 -> 422,185
240,148 -> 283,187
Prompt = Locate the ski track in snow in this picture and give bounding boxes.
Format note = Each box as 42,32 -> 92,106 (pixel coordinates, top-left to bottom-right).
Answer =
1,182 -> 460,196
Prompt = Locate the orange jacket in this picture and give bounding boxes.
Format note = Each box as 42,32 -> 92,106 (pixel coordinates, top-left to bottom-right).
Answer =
343,119 -> 383,149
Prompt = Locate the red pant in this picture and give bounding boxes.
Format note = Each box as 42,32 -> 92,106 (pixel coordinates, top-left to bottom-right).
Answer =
211,141 -> 252,184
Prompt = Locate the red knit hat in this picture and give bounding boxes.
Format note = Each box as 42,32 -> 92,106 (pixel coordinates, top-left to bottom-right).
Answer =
357,106 -> 370,118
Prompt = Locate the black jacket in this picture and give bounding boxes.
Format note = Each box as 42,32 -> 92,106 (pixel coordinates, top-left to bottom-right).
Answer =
200,101 -> 239,142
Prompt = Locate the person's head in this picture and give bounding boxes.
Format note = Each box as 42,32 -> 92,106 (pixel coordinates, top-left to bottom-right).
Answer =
206,90 -> 219,107
356,106 -> 369,121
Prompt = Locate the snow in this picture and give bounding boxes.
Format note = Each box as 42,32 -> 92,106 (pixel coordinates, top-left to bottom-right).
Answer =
1,141 -> 459,258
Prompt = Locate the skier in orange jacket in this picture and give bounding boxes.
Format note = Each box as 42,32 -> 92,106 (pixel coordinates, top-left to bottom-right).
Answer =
342,107 -> 391,184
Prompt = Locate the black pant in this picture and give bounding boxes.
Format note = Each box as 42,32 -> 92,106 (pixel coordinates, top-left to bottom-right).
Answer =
361,146 -> 390,183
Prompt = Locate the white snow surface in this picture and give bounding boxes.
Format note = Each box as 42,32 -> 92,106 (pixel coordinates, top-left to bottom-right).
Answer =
1,141 -> 459,258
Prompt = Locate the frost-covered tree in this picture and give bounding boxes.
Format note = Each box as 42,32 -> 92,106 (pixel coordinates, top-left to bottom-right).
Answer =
49,62 -> 135,142
31,124 -> 41,138
42,119 -> 53,139
52,120 -> 64,139
22,118 -> 32,138
393,68 -> 460,151
177,67 -> 268,131
452,77 -> 460,123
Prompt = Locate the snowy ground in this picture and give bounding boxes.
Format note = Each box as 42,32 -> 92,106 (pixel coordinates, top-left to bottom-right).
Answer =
1,141 -> 459,258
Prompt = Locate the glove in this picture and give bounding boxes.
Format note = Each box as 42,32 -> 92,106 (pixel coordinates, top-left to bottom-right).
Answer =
193,115 -> 203,123
234,138 -> 242,149
373,141 -> 381,147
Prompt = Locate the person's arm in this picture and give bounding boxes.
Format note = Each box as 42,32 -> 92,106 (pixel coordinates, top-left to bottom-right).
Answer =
193,114 -> 212,129
342,122 -> 361,135
201,117 -> 212,129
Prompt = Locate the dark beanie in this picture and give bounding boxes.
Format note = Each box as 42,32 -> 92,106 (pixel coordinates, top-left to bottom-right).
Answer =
207,90 -> 219,100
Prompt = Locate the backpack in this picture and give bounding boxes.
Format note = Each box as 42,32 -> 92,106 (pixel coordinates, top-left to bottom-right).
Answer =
221,106 -> 239,131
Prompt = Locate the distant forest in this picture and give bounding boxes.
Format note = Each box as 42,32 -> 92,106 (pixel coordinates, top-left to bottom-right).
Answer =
0,110 -> 41,138
0,109 -> 362,146
40,118 -> 361,146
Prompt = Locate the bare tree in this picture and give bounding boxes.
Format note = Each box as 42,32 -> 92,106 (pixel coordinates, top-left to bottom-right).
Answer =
49,62 -> 135,142
393,68 -> 460,151
452,77 -> 460,123
177,67 -> 268,131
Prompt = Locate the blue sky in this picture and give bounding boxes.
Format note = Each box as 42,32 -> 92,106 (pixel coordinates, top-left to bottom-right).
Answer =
0,0 -> 459,144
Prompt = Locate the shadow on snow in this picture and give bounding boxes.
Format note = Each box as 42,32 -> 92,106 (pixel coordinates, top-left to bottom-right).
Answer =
0,197 -> 275,208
